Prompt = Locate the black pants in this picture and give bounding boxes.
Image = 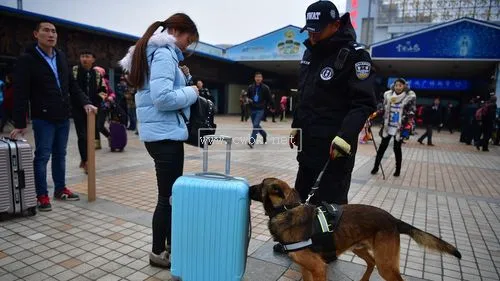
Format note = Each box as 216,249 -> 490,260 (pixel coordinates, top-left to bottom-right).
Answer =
374,136 -> 402,172
73,108 -> 111,162
95,108 -> 110,140
418,124 -> 433,144
145,140 -> 184,254
72,109 -> 88,162
0,108 -> 12,132
295,137 -> 356,205
479,125 -> 493,150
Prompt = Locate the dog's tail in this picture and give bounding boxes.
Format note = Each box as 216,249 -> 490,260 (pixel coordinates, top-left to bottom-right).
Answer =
397,220 -> 462,259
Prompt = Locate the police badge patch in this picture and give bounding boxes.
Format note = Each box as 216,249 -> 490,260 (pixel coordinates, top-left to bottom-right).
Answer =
354,61 -> 371,80
320,67 -> 334,81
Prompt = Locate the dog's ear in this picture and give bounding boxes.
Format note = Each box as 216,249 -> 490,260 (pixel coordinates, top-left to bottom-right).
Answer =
270,184 -> 285,199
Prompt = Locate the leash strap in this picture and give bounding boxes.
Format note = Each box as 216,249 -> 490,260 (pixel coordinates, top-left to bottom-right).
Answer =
305,158 -> 331,205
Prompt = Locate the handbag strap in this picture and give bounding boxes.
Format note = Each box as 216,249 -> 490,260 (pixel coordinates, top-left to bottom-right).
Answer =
179,110 -> 189,125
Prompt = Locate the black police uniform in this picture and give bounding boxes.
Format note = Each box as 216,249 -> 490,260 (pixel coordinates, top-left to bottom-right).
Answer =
292,14 -> 376,205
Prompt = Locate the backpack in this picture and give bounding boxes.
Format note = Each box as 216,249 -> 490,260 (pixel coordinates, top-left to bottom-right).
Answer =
475,105 -> 488,121
72,65 -> 102,89
179,96 -> 217,147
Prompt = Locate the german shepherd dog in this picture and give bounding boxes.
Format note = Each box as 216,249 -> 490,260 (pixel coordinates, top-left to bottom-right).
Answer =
250,178 -> 462,281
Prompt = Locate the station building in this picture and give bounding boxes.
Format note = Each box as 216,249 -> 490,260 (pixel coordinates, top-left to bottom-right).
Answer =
1,3 -> 499,114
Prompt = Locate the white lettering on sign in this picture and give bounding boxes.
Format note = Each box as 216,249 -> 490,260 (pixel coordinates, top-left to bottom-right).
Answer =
306,12 -> 321,20
396,41 -> 421,53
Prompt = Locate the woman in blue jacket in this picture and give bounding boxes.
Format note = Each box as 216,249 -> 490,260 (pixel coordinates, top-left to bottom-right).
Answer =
120,13 -> 199,268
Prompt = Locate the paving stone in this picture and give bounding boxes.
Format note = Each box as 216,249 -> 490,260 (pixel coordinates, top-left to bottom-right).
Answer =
53,269 -> 79,281
84,268 -> 108,280
96,273 -> 121,281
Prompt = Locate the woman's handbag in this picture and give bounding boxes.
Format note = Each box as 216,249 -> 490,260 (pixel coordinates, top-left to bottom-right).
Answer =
179,96 -> 217,147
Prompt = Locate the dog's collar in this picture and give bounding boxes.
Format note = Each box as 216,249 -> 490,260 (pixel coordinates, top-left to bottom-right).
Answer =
282,239 -> 313,252
269,202 -> 302,218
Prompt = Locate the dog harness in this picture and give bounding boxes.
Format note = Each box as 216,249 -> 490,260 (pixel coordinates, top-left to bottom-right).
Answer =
281,202 -> 344,253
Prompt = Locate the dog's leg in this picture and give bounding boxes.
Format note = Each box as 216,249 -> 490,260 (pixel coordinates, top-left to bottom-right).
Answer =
352,248 -> 375,281
373,232 -> 404,281
290,250 -> 327,281
299,265 -> 314,281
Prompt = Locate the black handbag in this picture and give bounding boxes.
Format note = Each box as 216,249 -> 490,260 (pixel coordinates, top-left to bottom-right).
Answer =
179,96 -> 217,147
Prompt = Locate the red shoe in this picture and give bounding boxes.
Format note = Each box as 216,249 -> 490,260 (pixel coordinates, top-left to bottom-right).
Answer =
37,195 -> 52,212
54,187 -> 80,201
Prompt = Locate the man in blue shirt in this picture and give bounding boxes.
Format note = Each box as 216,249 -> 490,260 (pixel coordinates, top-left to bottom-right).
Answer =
11,21 -> 97,211
246,72 -> 271,148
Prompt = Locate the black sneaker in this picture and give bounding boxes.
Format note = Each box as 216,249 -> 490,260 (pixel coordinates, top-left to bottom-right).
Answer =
247,142 -> 254,149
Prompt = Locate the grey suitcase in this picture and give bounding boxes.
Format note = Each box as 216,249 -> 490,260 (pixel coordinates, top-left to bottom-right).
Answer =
0,138 -> 37,219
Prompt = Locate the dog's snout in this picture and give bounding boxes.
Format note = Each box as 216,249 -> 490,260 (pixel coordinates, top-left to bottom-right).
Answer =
249,184 -> 262,202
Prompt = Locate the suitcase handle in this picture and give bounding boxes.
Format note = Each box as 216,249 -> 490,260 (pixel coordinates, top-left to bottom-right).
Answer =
193,172 -> 235,180
202,135 -> 232,175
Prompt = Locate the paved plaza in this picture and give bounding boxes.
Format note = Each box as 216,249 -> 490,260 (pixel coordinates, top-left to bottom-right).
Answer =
0,116 -> 499,281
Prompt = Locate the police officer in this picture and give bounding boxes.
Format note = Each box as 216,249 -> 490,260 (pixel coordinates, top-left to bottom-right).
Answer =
290,2 -> 376,210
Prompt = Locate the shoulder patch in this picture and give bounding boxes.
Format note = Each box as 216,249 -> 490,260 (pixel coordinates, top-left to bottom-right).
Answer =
354,61 -> 371,80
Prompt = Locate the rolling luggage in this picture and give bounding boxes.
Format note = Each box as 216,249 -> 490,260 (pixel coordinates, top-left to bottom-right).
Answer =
171,135 -> 250,281
0,138 -> 37,220
109,121 -> 127,152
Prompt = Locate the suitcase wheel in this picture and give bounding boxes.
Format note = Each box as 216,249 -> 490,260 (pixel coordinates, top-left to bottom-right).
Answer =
0,212 -> 7,221
27,207 -> 37,216
119,148 -> 124,152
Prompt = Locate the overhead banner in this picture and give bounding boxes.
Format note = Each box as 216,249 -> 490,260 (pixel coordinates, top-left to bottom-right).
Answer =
372,19 -> 500,59
225,26 -> 308,61
387,78 -> 471,91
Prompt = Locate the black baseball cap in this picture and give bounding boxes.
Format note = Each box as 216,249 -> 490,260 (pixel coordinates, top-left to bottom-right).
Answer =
300,1 -> 340,33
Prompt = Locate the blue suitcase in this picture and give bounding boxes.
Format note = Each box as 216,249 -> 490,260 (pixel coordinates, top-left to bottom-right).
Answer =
171,136 -> 250,281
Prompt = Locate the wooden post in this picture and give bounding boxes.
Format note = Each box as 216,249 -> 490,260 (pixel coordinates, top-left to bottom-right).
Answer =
87,111 -> 96,202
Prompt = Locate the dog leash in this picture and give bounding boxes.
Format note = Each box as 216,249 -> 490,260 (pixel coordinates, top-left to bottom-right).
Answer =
305,158 -> 331,205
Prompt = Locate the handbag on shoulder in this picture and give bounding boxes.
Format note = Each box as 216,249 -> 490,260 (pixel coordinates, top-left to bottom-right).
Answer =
179,96 -> 217,147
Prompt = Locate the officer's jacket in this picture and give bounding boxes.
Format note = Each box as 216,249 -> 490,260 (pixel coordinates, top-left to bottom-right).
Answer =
292,14 -> 377,145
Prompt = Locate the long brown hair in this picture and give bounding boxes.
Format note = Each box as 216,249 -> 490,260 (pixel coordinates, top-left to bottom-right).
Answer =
128,13 -> 199,89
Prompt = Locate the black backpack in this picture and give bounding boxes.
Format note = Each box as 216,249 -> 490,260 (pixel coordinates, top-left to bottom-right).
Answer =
179,96 -> 217,147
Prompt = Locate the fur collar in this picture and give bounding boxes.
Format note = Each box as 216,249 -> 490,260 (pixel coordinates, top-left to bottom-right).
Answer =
119,31 -> 177,73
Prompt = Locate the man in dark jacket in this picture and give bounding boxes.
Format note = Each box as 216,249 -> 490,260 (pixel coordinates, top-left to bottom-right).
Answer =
72,50 -> 105,173
477,95 -> 497,151
289,0 -> 376,204
417,97 -> 443,146
279,0 -> 376,255
246,72 -> 272,148
196,80 -> 214,102
10,21 -> 97,212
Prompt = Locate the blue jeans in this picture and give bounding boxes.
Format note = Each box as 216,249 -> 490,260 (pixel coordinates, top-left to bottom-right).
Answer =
250,109 -> 267,143
32,119 -> 70,197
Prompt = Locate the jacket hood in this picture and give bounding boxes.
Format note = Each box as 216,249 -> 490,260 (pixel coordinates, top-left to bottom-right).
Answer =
119,31 -> 178,73
304,13 -> 357,52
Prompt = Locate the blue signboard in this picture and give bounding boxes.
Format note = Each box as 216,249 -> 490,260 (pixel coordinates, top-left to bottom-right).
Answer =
387,78 -> 471,91
372,19 -> 500,59
225,26 -> 308,61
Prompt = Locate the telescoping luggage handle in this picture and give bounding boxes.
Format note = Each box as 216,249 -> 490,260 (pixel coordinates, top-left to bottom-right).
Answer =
201,135 -> 232,176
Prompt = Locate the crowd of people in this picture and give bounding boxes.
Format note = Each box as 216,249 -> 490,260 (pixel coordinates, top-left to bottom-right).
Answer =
0,0 -> 498,274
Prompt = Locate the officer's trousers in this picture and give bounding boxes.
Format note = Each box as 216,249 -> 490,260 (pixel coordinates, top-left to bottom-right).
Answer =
294,137 -> 355,205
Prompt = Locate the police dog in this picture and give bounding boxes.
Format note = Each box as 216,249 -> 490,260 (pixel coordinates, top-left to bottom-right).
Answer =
250,178 -> 462,281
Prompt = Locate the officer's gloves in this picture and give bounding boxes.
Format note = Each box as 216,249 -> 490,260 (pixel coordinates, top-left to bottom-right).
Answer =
289,129 -> 300,149
329,136 -> 351,159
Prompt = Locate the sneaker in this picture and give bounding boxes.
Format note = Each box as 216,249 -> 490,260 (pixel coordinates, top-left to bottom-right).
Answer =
54,187 -> 80,201
149,251 -> 171,268
37,195 -> 52,212
95,140 -> 102,150
79,161 -> 88,174
247,142 -> 254,149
